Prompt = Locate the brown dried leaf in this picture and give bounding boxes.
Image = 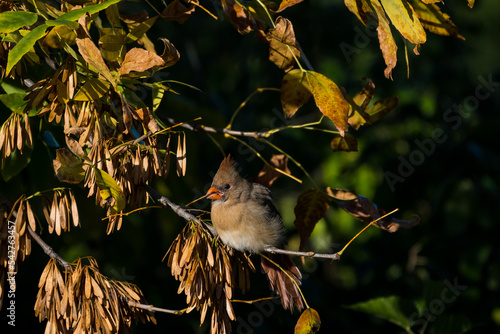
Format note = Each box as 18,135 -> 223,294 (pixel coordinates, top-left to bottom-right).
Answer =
76,35 -> 116,88
119,47 -> 165,77
266,17 -> 300,72
254,154 -> 291,188
159,38 -> 180,67
293,189 -> 331,251
326,187 -> 420,232
161,0 -> 195,24
26,200 -> 36,232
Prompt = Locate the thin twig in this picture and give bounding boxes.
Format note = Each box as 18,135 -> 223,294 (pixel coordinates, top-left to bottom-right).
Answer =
141,183 -> 217,236
263,246 -> 340,261
27,225 -> 72,271
127,299 -> 187,315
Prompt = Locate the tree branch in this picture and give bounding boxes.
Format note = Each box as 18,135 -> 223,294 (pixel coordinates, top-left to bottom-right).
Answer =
263,246 -> 340,261
141,183 -> 217,236
127,299 -> 187,315
27,225 -> 73,271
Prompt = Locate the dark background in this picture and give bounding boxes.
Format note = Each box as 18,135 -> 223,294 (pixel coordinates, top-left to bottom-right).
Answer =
1,0 -> 499,333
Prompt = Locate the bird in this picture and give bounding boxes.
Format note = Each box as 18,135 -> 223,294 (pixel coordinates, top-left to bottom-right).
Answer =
205,155 -> 304,312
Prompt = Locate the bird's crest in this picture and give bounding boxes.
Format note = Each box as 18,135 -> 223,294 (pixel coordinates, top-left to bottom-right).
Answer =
213,154 -> 242,185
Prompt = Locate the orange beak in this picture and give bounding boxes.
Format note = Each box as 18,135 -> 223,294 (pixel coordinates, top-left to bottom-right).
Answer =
206,186 -> 223,200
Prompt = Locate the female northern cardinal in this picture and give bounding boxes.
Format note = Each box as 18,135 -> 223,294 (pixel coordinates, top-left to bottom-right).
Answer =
206,155 -> 304,312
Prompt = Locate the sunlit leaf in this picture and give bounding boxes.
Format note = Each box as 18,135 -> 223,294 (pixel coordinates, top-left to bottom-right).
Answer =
99,31 -> 126,62
0,93 -> 27,113
119,48 -> 165,77
42,25 -> 76,48
294,308 -> 321,334
305,71 -> 350,136
0,11 -> 38,34
380,0 -> 426,46
346,296 -> 416,331
366,96 -> 399,123
331,133 -> 358,152
126,16 -> 158,43
467,0 -> 475,8
370,0 -> 398,79
277,0 -> 304,13
73,78 -> 111,101
94,167 -> 126,212
410,0 -> 464,39
6,24 -> 48,74
76,35 -> 116,88
293,189 -> 331,251
280,69 -> 311,118
266,16 -> 300,72
57,0 -> 122,22
53,148 -> 85,184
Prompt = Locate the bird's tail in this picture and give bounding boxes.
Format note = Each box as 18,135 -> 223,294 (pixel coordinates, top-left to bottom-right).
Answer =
260,253 -> 304,312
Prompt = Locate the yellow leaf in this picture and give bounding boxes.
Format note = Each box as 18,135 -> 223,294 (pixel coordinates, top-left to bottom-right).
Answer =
331,133 -> 358,152
294,308 -> 321,334
366,96 -> 399,122
280,69 -> 311,118
99,32 -> 126,62
73,78 -> 110,101
305,71 -> 350,136
410,1 -> 464,40
42,25 -> 76,48
293,189 -> 331,251
370,0 -> 398,79
52,148 -> 85,184
277,0 -> 304,12
380,0 -> 426,46
94,168 -> 126,213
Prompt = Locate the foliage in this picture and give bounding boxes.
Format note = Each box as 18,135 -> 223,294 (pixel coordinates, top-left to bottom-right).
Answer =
0,0 -> 496,333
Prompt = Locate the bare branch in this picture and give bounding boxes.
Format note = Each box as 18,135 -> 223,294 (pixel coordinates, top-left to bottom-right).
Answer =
263,246 -> 341,261
27,225 -> 72,271
142,183 -> 217,236
127,299 -> 187,315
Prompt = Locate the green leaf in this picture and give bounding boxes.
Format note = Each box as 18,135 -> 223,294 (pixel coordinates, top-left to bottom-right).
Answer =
1,146 -> 33,182
0,11 -> 38,34
0,93 -> 27,113
94,168 -> 126,213
346,296 -> 417,331
57,0 -> 122,22
152,84 -> 165,113
294,308 -> 321,334
73,78 -> 110,101
6,24 -> 48,75
126,16 -> 158,43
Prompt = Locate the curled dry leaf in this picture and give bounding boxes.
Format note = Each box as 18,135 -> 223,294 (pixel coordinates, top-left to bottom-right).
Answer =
253,154 -> 292,188
326,187 -> 420,232
266,17 -> 300,72
293,189 -> 331,251
160,38 -> 180,67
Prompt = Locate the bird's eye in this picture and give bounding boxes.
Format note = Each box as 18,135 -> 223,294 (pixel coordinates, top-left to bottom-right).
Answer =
224,184 -> 231,190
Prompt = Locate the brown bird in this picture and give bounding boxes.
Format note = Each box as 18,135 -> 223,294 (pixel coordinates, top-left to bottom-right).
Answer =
206,155 -> 304,312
